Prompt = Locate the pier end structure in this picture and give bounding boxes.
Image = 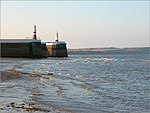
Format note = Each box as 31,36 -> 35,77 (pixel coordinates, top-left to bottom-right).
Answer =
43,32 -> 68,57
45,41 -> 68,57
0,39 -> 68,58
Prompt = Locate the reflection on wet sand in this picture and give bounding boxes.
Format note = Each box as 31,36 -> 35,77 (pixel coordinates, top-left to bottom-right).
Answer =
5,102 -> 51,112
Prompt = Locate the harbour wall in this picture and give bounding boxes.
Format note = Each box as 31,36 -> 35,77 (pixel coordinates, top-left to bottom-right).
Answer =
41,43 -> 68,57
1,40 -> 42,58
0,39 -> 68,58
46,44 -> 68,57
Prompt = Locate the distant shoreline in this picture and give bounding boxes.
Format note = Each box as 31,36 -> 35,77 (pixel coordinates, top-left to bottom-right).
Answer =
68,47 -> 149,55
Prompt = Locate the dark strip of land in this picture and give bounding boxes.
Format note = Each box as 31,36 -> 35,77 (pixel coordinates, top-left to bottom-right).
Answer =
68,47 -> 149,55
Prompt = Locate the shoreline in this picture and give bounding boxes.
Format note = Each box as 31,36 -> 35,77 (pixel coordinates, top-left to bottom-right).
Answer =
0,71 -> 52,112
0,70 -> 72,113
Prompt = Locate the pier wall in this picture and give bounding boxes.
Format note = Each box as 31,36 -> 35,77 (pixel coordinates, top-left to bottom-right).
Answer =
0,39 -> 68,58
41,44 -> 50,58
1,43 -> 31,57
31,42 -> 42,57
46,44 -> 68,57
0,40 -> 42,58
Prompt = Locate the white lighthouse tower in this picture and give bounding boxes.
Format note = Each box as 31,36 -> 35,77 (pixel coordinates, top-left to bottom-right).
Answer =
33,25 -> 37,39
55,31 -> 58,42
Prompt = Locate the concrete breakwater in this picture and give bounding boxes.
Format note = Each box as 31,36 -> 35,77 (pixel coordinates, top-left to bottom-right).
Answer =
0,39 -> 68,58
0,25 -> 68,58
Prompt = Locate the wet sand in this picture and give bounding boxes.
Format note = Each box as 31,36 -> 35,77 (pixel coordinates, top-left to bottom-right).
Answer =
0,70 -> 71,113
0,71 -> 21,82
0,71 -> 54,112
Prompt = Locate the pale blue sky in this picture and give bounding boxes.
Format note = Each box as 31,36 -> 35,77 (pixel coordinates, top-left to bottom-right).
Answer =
1,1 -> 149,48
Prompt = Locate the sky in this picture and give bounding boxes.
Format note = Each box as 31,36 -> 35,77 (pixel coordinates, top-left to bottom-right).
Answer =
1,1 -> 149,49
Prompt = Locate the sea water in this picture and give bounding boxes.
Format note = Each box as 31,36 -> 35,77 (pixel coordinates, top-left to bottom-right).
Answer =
0,54 -> 149,113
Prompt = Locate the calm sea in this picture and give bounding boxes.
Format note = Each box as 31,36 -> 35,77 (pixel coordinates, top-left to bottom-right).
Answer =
0,54 -> 150,113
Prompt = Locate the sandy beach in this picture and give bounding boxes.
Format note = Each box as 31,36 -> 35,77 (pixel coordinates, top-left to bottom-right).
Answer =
0,71 -> 21,82
0,59 -> 71,113
0,70 -> 51,112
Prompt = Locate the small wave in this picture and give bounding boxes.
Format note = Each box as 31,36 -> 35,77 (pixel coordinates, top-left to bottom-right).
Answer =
96,78 -> 105,81
80,86 -> 91,90
99,58 -> 119,61
122,59 -> 127,61
51,84 -> 63,96
57,72 -> 63,75
143,60 -> 150,62
51,84 -> 63,91
65,77 -> 73,80
96,78 -> 115,82
65,73 -> 87,78
71,82 -> 91,90
82,57 -> 119,62
40,64 -> 46,65
28,90 -> 72,113
39,102 -> 72,113
82,82 -> 99,88
56,63 -> 60,65
106,95 -> 121,100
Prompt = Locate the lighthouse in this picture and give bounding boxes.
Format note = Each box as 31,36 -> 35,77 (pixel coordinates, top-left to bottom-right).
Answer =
55,31 -> 58,42
33,25 -> 37,39
45,31 -> 68,57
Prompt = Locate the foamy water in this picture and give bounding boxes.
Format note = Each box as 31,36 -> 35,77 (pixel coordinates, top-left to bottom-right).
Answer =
0,54 -> 150,113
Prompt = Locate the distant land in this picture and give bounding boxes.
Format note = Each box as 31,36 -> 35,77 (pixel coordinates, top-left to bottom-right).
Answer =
68,47 -> 150,55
